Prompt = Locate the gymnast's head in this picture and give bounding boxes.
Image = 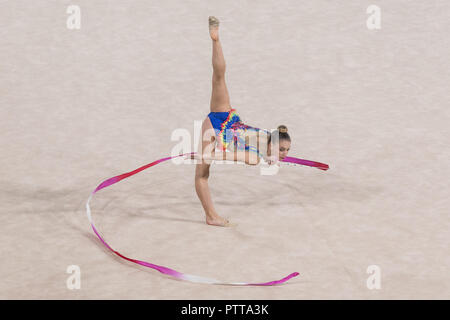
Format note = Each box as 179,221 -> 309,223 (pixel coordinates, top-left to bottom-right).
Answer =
267,125 -> 291,161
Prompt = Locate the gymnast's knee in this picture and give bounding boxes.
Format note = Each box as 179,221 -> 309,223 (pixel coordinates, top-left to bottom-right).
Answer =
195,163 -> 210,180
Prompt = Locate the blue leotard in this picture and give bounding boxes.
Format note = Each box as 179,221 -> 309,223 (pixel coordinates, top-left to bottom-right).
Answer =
207,108 -> 269,158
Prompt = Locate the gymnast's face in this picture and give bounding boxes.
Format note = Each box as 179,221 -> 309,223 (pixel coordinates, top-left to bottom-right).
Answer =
268,139 -> 291,161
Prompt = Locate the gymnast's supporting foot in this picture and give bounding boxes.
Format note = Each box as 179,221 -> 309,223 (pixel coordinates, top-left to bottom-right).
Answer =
206,212 -> 236,227
209,16 -> 220,41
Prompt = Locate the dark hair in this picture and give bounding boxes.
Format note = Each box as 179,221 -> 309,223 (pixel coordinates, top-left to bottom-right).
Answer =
268,125 -> 291,145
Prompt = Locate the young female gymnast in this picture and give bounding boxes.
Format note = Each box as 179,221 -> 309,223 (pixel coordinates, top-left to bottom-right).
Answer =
193,16 -> 292,227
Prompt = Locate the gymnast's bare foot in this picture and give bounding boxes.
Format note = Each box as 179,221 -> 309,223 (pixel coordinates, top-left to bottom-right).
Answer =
209,16 -> 220,41
206,213 -> 236,227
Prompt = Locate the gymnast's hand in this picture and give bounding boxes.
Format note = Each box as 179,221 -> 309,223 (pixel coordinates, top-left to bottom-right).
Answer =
185,153 -> 201,160
264,155 -> 279,166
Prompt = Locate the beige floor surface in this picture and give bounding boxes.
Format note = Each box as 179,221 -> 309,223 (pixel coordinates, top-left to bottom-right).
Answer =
1,1 -> 449,299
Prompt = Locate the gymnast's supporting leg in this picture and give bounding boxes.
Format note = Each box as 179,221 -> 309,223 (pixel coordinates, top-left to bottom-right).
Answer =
195,165 -> 235,227
194,121 -> 233,227
209,16 -> 231,113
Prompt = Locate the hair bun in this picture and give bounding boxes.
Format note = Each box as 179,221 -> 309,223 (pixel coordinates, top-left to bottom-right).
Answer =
277,125 -> 288,133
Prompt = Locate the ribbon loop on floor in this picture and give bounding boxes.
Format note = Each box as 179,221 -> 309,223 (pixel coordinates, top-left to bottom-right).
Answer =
86,152 -> 328,285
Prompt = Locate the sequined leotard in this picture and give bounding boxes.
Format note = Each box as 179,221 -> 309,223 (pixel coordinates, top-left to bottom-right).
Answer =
207,108 -> 269,158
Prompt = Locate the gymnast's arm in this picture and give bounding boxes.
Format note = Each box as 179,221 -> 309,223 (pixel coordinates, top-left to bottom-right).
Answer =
202,150 -> 260,166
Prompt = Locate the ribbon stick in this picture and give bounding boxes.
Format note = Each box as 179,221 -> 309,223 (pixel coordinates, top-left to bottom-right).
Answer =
86,152 -> 328,285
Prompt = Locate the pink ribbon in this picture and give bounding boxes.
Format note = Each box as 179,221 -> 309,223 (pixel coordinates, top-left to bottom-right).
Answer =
86,152 -> 328,285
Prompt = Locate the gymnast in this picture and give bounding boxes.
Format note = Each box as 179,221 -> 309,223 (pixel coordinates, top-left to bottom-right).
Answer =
192,16 -> 292,227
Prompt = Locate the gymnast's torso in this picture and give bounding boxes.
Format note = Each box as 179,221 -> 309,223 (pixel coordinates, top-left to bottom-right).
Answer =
207,108 -> 270,158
